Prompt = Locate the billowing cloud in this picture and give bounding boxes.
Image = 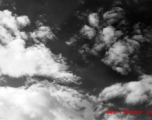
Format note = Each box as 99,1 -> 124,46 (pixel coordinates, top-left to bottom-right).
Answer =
90,26 -> 122,56
100,75 -> 152,105
0,10 -> 30,44
30,25 -> 55,43
102,38 -> 141,75
0,81 -> 94,120
0,10 -> 79,82
88,13 -> 99,28
80,25 -> 96,39
66,6 -> 146,75
0,39 -> 77,79
101,26 -> 115,46
103,7 -> 124,25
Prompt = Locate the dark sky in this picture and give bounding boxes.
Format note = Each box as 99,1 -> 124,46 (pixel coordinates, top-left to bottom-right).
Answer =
14,0 -> 82,26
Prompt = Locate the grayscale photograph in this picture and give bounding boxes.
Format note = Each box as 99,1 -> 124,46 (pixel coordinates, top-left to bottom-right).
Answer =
0,0 -> 151,120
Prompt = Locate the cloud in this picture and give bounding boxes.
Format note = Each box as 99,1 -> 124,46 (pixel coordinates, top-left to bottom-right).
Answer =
88,13 -> 99,28
102,26 -> 115,46
0,10 -> 30,44
0,10 -> 79,82
89,26 -> 116,56
66,6 -> 143,75
103,7 -> 124,25
103,114 -> 132,120
102,37 -> 141,75
80,25 -> 96,39
0,39 -> 77,79
0,81 -> 94,120
90,75 -> 152,120
100,75 -> 152,105
30,25 -> 55,43
64,0 -> 152,77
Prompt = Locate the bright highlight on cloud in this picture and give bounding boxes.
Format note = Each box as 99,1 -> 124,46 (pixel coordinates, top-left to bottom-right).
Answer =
88,13 -> 99,28
103,38 -> 141,75
0,9 -> 78,82
103,7 -> 124,25
30,25 -> 55,43
0,39 -> 75,79
80,25 -> 96,40
0,10 -> 30,44
0,81 -> 94,120
102,26 -> 115,46
100,75 -> 152,105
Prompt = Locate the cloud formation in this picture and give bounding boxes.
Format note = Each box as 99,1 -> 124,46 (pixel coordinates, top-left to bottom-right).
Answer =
67,4 -> 152,75
88,13 -> 99,28
80,25 -> 96,40
0,81 -> 94,120
30,25 -> 55,43
103,7 -> 124,25
0,10 -> 79,82
101,26 -> 115,46
103,37 -> 141,75
100,75 -> 152,105
0,39 -> 75,79
0,10 -> 30,44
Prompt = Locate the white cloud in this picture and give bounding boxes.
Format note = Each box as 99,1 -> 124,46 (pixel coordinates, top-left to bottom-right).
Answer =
0,10 -> 30,44
0,38 -> 77,80
80,25 -> 96,39
30,26 -> 55,43
100,83 -> 126,101
0,10 -> 79,82
102,26 -> 115,46
0,82 -> 94,120
100,75 -> 152,105
102,37 -> 140,75
89,26 -> 116,56
88,13 -> 99,28
103,7 -> 124,25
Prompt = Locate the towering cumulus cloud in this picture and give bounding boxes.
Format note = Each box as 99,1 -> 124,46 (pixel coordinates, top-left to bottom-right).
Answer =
0,81 -> 94,120
0,10 -> 78,82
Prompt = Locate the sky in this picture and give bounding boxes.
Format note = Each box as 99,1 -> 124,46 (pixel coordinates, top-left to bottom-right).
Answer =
0,0 -> 152,120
